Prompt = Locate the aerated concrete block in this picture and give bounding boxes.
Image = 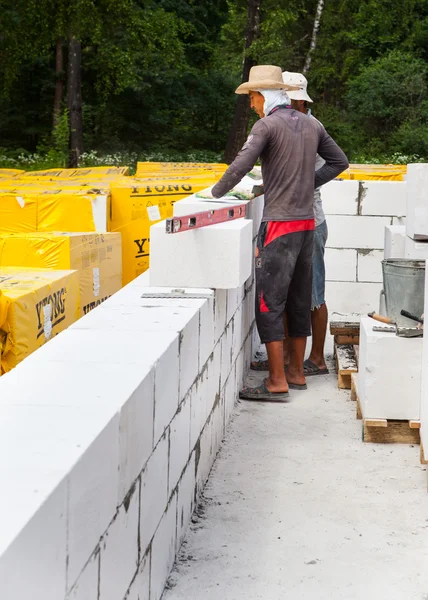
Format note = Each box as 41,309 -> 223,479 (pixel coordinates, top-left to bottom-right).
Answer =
99,485 -> 139,600
168,395 -> 191,493
360,181 -> 406,216
176,453 -> 196,552
404,236 -> 428,260
149,219 -> 253,289
67,416 -> 120,589
150,494 -> 177,600
384,225 -> 406,260
68,553 -> 99,600
325,281 -> 382,314
406,163 -> 428,240
327,215 -> 391,249
125,551 -> 150,600
325,248 -> 357,282
322,180 -> 359,215
357,250 -> 383,283
140,434 -> 169,555
0,474 -> 67,600
358,316 -> 422,420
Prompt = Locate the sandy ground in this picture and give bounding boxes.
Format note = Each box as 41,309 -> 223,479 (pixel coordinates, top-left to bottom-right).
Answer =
164,351 -> 428,600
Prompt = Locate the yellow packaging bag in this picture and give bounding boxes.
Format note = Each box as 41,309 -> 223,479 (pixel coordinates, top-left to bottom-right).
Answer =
136,162 -> 228,177
19,166 -> 130,180
0,169 -> 24,178
0,267 -> 80,374
338,164 -> 407,181
0,232 -> 122,316
37,193 -> 109,232
0,192 -> 109,233
0,194 -> 38,233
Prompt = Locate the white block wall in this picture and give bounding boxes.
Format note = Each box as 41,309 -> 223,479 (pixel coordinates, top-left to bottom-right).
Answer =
0,274 -> 257,600
323,179 -> 406,314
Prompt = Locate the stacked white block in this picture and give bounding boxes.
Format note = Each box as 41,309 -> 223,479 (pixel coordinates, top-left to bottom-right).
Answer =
0,263 -> 256,600
384,225 -> 406,259
358,316 -> 422,420
360,181 -> 406,216
406,163 -> 428,240
322,178 -> 407,315
404,236 -> 428,260
323,180 -> 359,215
150,219 -> 253,289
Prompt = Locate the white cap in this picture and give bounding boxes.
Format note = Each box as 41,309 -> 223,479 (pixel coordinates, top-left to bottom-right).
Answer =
282,71 -> 313,102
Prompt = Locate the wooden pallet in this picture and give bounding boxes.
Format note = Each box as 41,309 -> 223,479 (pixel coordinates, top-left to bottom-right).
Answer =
336,344 -> 358,389
351,365 -> 421,444
362,418 -> 420,444
421,441 -> 428,465
330,315 -> 360,346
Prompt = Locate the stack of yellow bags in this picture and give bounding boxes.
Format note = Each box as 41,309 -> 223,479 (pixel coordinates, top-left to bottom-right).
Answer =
0,166 -> 128,374
338,164 -> 406,181
0,267 -> 80,374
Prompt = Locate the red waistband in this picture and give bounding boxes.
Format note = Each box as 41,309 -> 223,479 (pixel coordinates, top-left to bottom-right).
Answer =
265,219 -> 315,247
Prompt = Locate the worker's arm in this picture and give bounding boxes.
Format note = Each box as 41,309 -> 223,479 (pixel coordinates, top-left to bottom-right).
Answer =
212,121 -> 268,198
314,127 -> 349,189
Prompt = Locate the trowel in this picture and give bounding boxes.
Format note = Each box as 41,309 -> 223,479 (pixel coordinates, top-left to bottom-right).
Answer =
367,312 -> 423,338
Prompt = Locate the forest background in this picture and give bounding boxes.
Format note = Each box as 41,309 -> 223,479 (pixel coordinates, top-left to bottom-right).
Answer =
1,0 -> 428,171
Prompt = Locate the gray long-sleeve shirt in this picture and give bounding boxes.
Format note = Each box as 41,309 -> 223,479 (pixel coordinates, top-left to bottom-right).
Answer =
212,107 -> 348,222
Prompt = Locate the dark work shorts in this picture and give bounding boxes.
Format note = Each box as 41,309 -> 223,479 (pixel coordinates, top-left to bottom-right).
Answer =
255,221 -> 314,344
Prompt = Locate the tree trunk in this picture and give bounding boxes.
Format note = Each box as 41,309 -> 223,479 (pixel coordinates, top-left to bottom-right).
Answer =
53,37 -> 64,129
223,0 -> 261,164
303,0 -> 324,75
67,36 -> 84,167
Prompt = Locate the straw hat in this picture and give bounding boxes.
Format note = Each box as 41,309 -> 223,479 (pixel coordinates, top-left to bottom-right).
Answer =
282,71 -> 313,102
235,65 -> 300,95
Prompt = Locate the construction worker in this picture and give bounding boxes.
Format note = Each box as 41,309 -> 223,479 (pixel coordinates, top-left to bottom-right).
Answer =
209,65 -> 348,401
252,71 -> 330,377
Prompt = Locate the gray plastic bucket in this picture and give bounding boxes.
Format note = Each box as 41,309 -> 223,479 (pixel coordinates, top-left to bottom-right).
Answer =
382,259 -> 425,327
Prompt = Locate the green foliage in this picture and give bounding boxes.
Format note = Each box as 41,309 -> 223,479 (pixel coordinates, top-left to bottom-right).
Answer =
1,0 -> 428,162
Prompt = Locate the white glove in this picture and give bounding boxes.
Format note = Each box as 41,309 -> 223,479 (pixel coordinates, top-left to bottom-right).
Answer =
249,166 -> 262,179
229,178 -> 256,200
195,185 -> 216,199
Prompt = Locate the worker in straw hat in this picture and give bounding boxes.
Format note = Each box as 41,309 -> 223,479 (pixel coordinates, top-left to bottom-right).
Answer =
210,65 -> 348,401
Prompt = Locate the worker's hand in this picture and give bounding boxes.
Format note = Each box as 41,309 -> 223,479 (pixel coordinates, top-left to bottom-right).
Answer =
228,180 -> 256,200
248,166 -> 262,179
195,186 -> 217,199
